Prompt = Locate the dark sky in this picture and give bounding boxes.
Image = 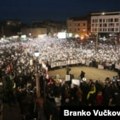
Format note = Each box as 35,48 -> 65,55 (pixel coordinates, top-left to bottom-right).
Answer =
0,0 -> 120,23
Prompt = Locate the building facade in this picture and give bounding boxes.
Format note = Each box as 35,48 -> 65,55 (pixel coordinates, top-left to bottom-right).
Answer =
91,11 -> 120,40
21,27 -> 47,37
0,19 -> 22,37
32,20 -> 66,36
67,17 -> 89,39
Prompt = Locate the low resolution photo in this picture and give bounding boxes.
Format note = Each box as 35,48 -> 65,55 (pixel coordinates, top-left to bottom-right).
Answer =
0,0 -> 120,120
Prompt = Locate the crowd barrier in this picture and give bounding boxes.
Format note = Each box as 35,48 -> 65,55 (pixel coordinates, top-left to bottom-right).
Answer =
50,59 -> 120,71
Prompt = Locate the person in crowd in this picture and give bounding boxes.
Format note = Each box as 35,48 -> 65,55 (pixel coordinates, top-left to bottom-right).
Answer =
80,71 -> 85,80
95,91 -> 104,106
87,83 -> 96,106
0,35 -> 120,119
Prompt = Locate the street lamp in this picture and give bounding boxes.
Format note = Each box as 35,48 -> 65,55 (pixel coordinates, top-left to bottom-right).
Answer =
101,12 -> 105,15
34,51 -> 41,98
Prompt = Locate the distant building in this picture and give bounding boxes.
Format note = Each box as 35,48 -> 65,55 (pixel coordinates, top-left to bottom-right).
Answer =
32,20 -> 66,36
67,16 -> 90,39
91,11 -> 120,41
21,27 -> 47,37
0,19 -> 22,37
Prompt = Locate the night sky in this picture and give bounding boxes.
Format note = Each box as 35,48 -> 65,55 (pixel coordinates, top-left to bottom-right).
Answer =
0,0 -> 120,23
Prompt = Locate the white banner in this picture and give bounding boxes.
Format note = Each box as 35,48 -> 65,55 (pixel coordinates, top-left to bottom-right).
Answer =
72,79 -> 80,86
65,75 -> 70,81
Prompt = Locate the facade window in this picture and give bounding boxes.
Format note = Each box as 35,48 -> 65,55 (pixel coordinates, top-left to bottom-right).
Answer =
103,28 -> 107,32
94,28 -> 97,32
99,28 -> 102,31
108,19 -> 110,22
103,19 -> 105,22
95,24 -> 98,27
103,23 -> 107,27
108,18 -> 113,22
92,19 -> 98,23
108,28 -> 110,32
110,18 -> 113,22
99,19 -> 102,22
114,18 -> 119,22
116,23 -> 119,26
115,28 -> 118,31
95,19 -> 98,22
106,19 -> 109,22
108,28 -> 114,32
78,23 -> 80,26
99,24 -> 102,27
111,28 -> 114,31
109,23 -> 114,27
83,23 -> 86,26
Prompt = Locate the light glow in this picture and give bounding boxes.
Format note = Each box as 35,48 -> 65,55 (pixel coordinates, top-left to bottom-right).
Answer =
57,32 -> 67,39
75,34 -> 79,38
38,34 -> 47,38
80,35 -> 84,40
34,51 -> 40,57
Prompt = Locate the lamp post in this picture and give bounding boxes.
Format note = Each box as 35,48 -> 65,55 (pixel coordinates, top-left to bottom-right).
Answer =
34,51 -> 40,98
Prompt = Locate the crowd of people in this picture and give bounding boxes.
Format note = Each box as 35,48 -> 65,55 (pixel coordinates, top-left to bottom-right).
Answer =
0,36 -> 120,120
0,36 -> 120,70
